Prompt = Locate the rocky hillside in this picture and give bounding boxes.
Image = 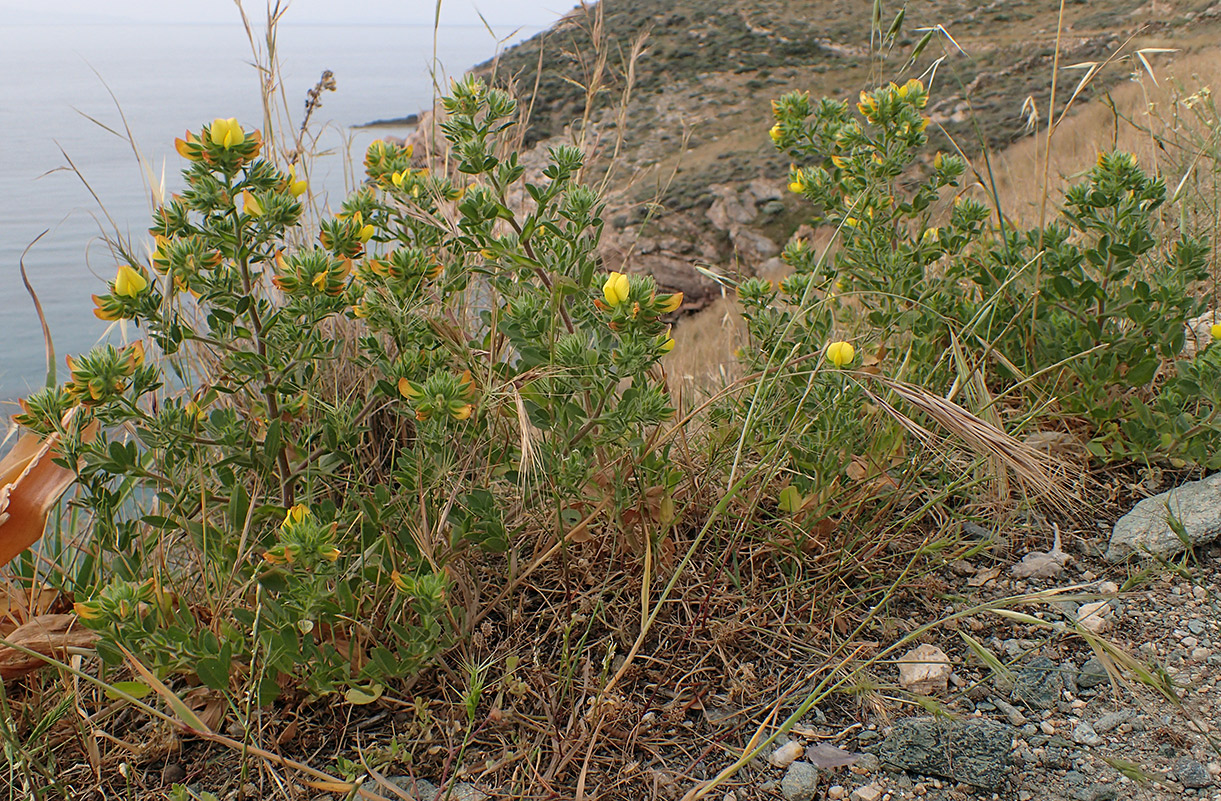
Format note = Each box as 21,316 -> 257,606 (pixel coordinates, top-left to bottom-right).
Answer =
452,0 -> 1221,305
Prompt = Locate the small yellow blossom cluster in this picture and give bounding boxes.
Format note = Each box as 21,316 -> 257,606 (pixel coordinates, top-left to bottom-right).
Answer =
262,504 -> 341,568
597,271 -> 681,352
64,342 -> 146,406
174,117 -> 263,169
398,370 -> 477,423
272,250 -> 353,297
318,211 -> 376,259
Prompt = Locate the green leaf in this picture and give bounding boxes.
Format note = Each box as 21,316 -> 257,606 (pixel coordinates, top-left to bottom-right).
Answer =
104,681 -> 153,700
778,485 -> 805,515
196,655 -> 231,691
344,683 -> 385,705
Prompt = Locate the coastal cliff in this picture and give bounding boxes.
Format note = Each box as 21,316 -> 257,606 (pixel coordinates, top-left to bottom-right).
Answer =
420,0 -> 1221,306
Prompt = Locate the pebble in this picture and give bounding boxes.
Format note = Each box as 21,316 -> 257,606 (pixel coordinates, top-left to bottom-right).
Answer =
1013,656 -> 1063,709
1175,757 -> 1214,789
1075,784 -> 1118,801
1040,720 -> 1056,735
827,786 -> 846,800
1092,710 -> 1134,734
1078,657 -> 1109,688
1189,619 -> 1207,634
851,785 -> 883,801
770,740 -> 805,768
781,762 -> 820,801
1073,721 -> 1103,746
1076,601 -> 1112,633
856,753 -> 881,772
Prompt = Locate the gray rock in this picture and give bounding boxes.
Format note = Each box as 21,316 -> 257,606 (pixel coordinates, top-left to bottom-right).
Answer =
1061,660 -> 1080,694
874,717 -> 1013,789
1012,656 -> 1063,709
1063,770 -> 1086,787
780,762 -> 820,801
445,785 -> 488,801
1092,710 -> 1134,734
855,753 -> 881,772
1072,721 -> 1102,746
1105,472 -> 1221,561
729,226 -> 779,261
1189,619 -> 1206,635
386,778 -> 439,800
1074,784 -> 1118,801
1174,757 -> 1213,789
1078,656 -> 1109,689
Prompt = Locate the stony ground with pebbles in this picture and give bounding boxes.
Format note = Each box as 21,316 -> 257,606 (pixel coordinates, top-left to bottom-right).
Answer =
742,541 -> 1221,801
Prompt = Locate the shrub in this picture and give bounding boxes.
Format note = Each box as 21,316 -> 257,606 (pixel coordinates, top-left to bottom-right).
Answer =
19,77 -> 680,698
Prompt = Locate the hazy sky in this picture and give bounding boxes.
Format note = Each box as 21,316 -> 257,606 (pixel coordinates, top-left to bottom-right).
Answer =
3,0 -> 575,27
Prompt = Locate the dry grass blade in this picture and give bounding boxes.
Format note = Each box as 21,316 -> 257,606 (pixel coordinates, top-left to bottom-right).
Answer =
19,231 -> 56,388
858,373 -> 1072,508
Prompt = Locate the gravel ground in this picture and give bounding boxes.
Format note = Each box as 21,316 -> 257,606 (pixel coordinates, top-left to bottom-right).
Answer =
742,540 -> 1221,801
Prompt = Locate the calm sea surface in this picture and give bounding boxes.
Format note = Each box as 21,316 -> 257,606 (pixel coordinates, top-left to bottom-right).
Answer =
0,22 -> 539,406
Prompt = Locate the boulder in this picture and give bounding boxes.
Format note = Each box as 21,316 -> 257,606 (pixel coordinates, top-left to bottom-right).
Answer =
1105,472 -> 1221,562
874,717 -> 1013,789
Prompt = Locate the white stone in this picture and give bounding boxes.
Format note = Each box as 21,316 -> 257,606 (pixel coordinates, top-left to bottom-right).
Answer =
1077,601 -> 1113,634
897,644 -> 952,695
769,740 -> 805,769
827,787 -> 847,800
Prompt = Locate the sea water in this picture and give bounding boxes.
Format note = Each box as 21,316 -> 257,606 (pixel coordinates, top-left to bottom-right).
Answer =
0,21 -> 539,407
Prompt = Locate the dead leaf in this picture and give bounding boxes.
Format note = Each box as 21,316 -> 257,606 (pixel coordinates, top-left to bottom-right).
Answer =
967,567 -> 1000,587
1010,525 -> 1070,579
805,742 -> 860,769
184,686 -> 226,731
0,414 -> 97,566
0,582 -> 63,635
0,613 -> 97,679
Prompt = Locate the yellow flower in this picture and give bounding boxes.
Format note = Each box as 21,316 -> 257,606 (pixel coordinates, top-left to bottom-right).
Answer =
241,190 -> 264,217
351,211 -> 375,243
397,378 -> 422,399
209,117 -> 244,149
1212,323 -> 1221,341
450,402 -> 474,421
660,336 -> 676,353
125,341 -> 145,370
320,547 -> 341,563
185,401 -> 206,423
352,302 -> 369,318
769,124 -> 783,143
825,341 -> 855,367
282,504 -> 310,528
391,171 -> 406,187
602,271 -> 630,307
114,265 -> 149,298
287,165 -> 308,197
656,291 -> 683,314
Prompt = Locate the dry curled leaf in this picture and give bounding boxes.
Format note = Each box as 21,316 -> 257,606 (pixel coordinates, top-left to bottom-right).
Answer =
805,742 -> 860,769
0,613 -> 97,679
0,414 -> 96,566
